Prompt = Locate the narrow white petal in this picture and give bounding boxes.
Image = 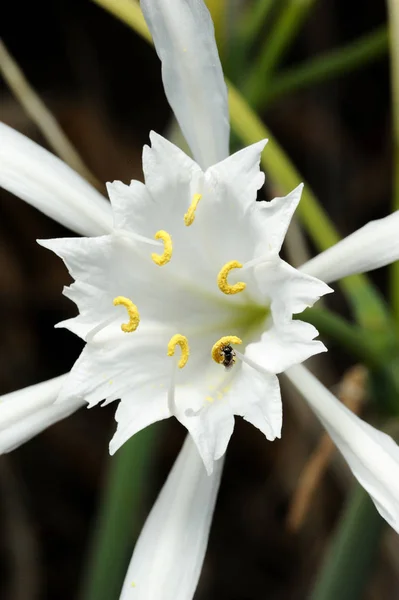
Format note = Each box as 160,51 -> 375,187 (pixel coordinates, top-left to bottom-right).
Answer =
300,212 -> 399,283
119,435 -> 223,600
285,364 -> 399,533
0,375 -> 84,453
0,123 -> 112,236
253,184 -> 304,255
141,0 -> 230,168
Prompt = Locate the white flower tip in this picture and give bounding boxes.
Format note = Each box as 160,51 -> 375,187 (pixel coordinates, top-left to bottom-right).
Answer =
149,129 -> 167,149
36,238 -> 51,250
256,138 -> 268,152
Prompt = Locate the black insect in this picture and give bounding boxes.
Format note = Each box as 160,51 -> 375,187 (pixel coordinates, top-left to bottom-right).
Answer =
220,344 -> 236,369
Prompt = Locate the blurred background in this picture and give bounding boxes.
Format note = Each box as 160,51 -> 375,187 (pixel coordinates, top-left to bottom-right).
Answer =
1,0 -> 398,599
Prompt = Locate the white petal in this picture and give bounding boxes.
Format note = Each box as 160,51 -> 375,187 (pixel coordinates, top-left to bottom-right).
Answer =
247,260 -> 331,373
56,325 -> 173,408
253,184 -> 304,255
119,435 -> 223,600
300,211 -> 399,283
231,363 -> 282,440
178,393 -> 234,474
141,0 -> 229,168
247,320 -> 327,375
285,364 -> 399,533
109,388 -> 171,455
255,259 -> 333,321
0,122 -> 112,236
0,375 -> 83,453
205,140 -> 267,212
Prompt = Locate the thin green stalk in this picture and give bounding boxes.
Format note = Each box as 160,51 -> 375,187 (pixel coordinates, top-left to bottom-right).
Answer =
310,485 -> 384,600
225,0 -> 276,81
387,0 -> 399,329
265,26 -> 388,105
205,0 -> 227,57
239,0 -> 275,44
298,308 -> 382,369
80,426 -> 157,600
244,0 -> 318,105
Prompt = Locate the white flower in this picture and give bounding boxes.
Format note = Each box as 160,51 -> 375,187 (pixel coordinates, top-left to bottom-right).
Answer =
38,132 -> 330,474
1,0 -> 399,597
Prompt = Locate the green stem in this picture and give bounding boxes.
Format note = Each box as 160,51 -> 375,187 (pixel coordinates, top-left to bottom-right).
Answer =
265,26 -> 388,105
244,0 -> 318,104
310,485 -> 384,600
79,426 -> 157,600
225,0 -> 275,81
298,308 -> 382,369
387,0 -> 399,329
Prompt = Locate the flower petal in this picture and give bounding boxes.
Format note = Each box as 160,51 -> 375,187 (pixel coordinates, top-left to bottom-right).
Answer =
231,363 -> 282,440
253,184 -> 304,255
178,393 -> 234,474
255,259 -> 333,321
0,374 -> 83,453
119,435 -> 223,600
0,122 -> 112,236
205,140 -> 267,212
247,259 -> 331,373
285,364 -> 399,533
56,324 -> 173,409
141,0 -> 229,168
300,211 -> 399,283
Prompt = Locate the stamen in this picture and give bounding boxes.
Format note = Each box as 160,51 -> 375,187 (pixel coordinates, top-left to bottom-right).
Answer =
184,193 -> 202,226
217,261 -> 246,295
114,228 -> 162,247
241,255 -> 271,271
113,296 -> 140,332
151,230 -> 173,266
167,361 -> 177,415
167,334 -> 189,368
85,315 -> 118,343
235,350 -> 271,377
211,336 -> 242,364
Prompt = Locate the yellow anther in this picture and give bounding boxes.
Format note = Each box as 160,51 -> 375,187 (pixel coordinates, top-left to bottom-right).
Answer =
113,296 -> 140,333
217,261 -> 246,295
167,334 -> 190,368
151,230 -> 172,266
184,193 -> 202,226
211,336 -> 242,364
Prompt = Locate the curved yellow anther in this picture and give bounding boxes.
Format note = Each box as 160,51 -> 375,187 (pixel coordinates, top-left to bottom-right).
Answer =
113,296 -> 140,333
167,334 -> 190,368
211,336 -> 242,364
184,193 -> 202,226
151,230 -> 172,266
217,261 -> 246,295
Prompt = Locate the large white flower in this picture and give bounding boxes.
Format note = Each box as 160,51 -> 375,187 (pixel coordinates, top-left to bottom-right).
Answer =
39,132 -> 330,473
1,0 -> 399,598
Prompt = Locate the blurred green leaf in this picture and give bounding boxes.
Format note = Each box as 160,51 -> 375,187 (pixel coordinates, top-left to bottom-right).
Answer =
265,26 -> 388,105
311,485 -> 384,600
80,426 -> 157,600
244,0 -> 319,104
